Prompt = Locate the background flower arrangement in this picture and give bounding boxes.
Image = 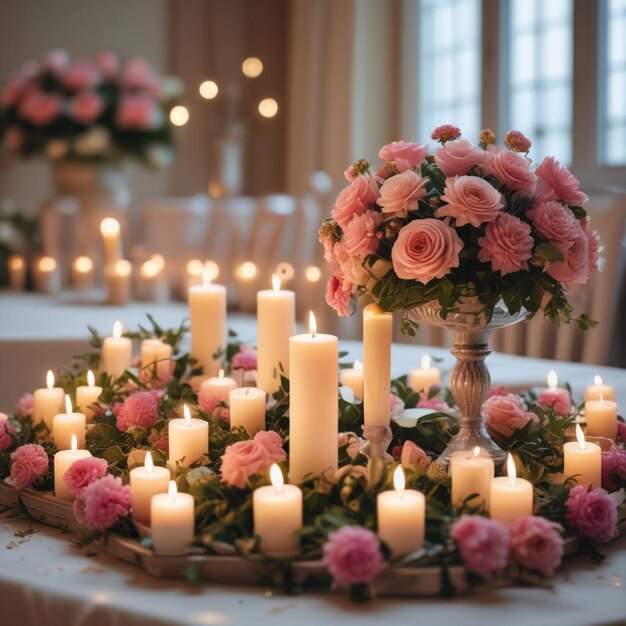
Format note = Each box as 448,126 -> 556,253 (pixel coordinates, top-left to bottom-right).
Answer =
320,126 -> 600,334
0,49 -> 182,168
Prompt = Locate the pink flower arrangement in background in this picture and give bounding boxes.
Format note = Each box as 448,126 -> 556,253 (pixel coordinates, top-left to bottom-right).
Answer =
451,516 -> 510,577
10,443 -> 49,490
198,391 -> 222,414
331,175 -> 380,230
16,393 -> 34,417
231,346 -> 258,371
537,387 -> 572,417
565,484 -> 618,544
82,474 -> 132,532
64,457 -> 108,498
482,393 -> 537,438
114,391 -> 159,432
435,140 -> 485,176
509,516 -> 564,576
0,413 -> 16,452
601,447 -> 626,492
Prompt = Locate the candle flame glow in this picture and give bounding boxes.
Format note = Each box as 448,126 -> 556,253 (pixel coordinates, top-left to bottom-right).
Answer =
100,217 -> 121,236
115,260 -> 132,276
547,369 -> 558,390
46,370 -> 55,390
74,256 -> 93,273
270,463 -> 284,494
113,321 -> 122,339
575,423 -> 586,451
271,274 -> 281,291
507,453 -> 517,482
183,404 -> 192,426
202,260 -> 219,283
237,261 -> 257,280
8,255 -> 24,270
65,394 -> 73,414
594,374 -> 603,386
168,480 -> 177,503
304,265 -> 321,283
393,465 -> 406,495
87,370 -> 95,388
145,451 -> 154,474
309,311 -> 317,337
421,354 -> 432,370
202,262 -> 212,287
473,446 -> 480,458
187,259 -> 203,277
71,433 -> 77,453
354,359 -> 363,372
39,256 -> 57,272
141,259 -> 160,278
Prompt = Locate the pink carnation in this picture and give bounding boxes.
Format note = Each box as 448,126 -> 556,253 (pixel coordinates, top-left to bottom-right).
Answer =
547,235 -> 590,285
378,170 -> 429,217
431,124 -> 461,143
114,391 -> 159,432
601,447 -> 626,492
537,388 -> 572,416
483,393 -> 537,438
322,526 -> 384,587
63,456 -> 108,498
0,413 -> 16,452
10,444 -> 49,490
503,130 -> 532,153
82,475 -> 132,532
378,140 -> 428,172
485,149 -> 537,194
19,91 -> 62,127
96,51 -> 120,79
325,274 -> 353,316
478,213 -> 534,275
342,210 -> 383,256
254,430 -> 286,463
116,94 -> 162,130
438,176 -> 504,227
220,440 -> 270,489
451,515 -> 510,576
232,347 -> 258,371
198,390 -> 222,414
526,200 -> 582,247
70,90 -> 103,124
435,140 -> 485,177
16,392 -> 34,417
510,516 -> 564,576
331,175 -> 380,230
333,241 -> 369,285
400,441 -> 430,470
63,61 -> 100,91
147,430 -> 169,454
535,157 -> 588,206
565,484 -> 618,543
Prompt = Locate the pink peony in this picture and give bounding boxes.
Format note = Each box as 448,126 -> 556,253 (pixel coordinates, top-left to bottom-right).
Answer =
10,444 -> 49,490
482,393 -> 537,438
322,526 -> 384,586
325,274 -> 353,316
63,456 -> 108,498
510,516 -> 564,576
16,392 -> 34,417
70,90 -> 103,124
451,516 -> 510,576
0,413 -> 16,452
331,175 -> 380,229
19,91 -> 62,127
601,447 -> 626,492
254,430 -> 285,463
431,124 -> 462,143
378,140 -> 428,172
526,200 -> 582,247
82,474 -> 132,532
220,439 -> 270,489
114,391 -> 159,432
391,218 -> 463,283
63,61 -> 100,91
147,430 -> 169,454
198,391 -> 221,414
537,388 -> 572,416
435,140 -> 485,177
547,235 -> 590,285
478,213 -> 534,275
342,210 -> 383,256
378,170 -> 429,217
400,441 -> 430,470
565,484 -> 618,543
116,94 -> 162,130
485,149 -> 537,194
535,157 -> 588,206
96,50 -> 120,79
232,346 -> 258,371
503,130 -> 532,153
488,385 -> 510,398
438,176 -> 504,227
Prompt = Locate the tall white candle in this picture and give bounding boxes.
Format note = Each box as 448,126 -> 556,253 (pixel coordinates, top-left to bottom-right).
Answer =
230,387 -> 266,435
409,355 -> 442,393
75,370 -> 102,421
130,451 -> 171,526
151,481 -> 195,555
585,397 -> 618,440
104,260 -> 132,305
100,217 -> 123,265
340,359 -> 364,400
141,338 -> 173,381
54,434 -> 92,501
52,395 -> 86,450
564,424 -> 602,486
71,255 -> 95,291
289,312 -> 338,484
450,447 -> 494,510
33,370 -> 64,429
101,321 -> 132,378
7,255 -> 26,291
377,466 -> 425,557
363,303 -> 392,427
200,369 -> 237,403
253,464 -> 303,557
490,454 -> 533,528
168,404 -> 209,470
584,375 -> 616,402
257,275 -> 296,394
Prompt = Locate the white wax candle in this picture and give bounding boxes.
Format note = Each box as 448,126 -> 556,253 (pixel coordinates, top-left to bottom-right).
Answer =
450,447 -> 495,510
130,451 -> 171,526
289,313 -> 338,484
490,454 -> 533,528
100,217 -> 123,265
584,375 -> 616,402
168,405 -> 209,470
253,464 -> 302,558
101,321 -> 132,378
409,355 -> 442,393
257,275 -> 296,394
104,260 -> 132,305
71,255 -> 95,291
52,395 -> 86,450
340,359 -> 363,400
33,256 -> 61,294
230,387 -> 266,435
7,255 -> 26,291
75,370 -> 102,421
151,481 -> 195,555
200,369 -> 237,403
564,424 -> 602,486
363,303 -> 392,427
585,398 -> 618,440
377,466 -> 425,557
33,370 -> 64,429
141,338 -> 173,381
54,435 -> 92,501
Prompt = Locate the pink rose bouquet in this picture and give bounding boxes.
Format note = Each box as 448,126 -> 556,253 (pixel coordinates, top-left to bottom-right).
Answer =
565,484 -> 618,544
509,516 -> 564,576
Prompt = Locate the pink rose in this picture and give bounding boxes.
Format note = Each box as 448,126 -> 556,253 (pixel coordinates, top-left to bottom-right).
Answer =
325,274 -> 353,316
16,392 -> 34,417
537,388 -> 571,416
482,393 -> 537,438
322,526 -> 384,586
343,165 -> 358,182
431,124 -> 461,143
451,516 -> 510,576
331,175 -> 380,229
392,218 -> 463,283
581,218 -> 601,274
10,444 -> 49,490
82,474 -> 132,532
378,140 -> 428,172
434,140 -> 485,177
43,49 -> 69,74
64,456 -> 108,498
526,200 -> 582,247
198,391 -> 221,414
70,90 -> 103,124
116,94 -> 162,130
478,213 -> 534,275
333,241 -> 369,285
114,391 -> 159,432
119,58 -> 161,96
510,516 -> 564,576
485,149 -> 537,194
438,176 -> 504,227
342,210 -> 383,256
0,413 -> 16,452
96,51 -> 120,79
503,130 -> 532,153
535,157 -> 588,206
416,393 -> 450,412
253,430 -> 286,463
220,439 -> 270,489
232,346 -> 258,371
547,235 -> 590,285
601,447 -> 626,492
378,170 -> 429,217
488,385 -> 510,397
19,91 -> 62,127
565,484 -> 618,543
400,441 -> 430,470
63,61 -> 100,91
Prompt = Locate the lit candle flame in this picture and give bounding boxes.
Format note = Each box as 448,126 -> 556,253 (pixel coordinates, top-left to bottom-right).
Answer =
507,453 -> 517,483
71,433 -> 77,453
594,374 -> 603,386
575,423 -> 586,451
145,451 -> 154,474
141,259 -> 160,278
271,274 -> 281,291
237,261 -> 257,280
87,370 -> 95,388
473,446 -> 480,458
168,480 -> 177,503
354,359 -> 363,372
421,354 -> 432,370
270,463 -> 284,495
74,256 -> 93,273
393,465 -> 406,497
65,394 -> 73,414
151,254 -> 165,270
114,260 -> 132,276
183,403 -> 192,426
113,321 -> 122,339
304,265 -> 321,283
39,256 -> 56,272
309,311 -> 317,338
187,259 -> 203,277
46,370 -> 55,390
547,369 -> 558,390
100,217 -> 120,236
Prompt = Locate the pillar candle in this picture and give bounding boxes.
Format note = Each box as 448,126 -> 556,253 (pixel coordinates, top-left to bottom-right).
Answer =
71,255 -> 95,291
151,480 -> 195,555
377,466 -> 425,557
289,313 -> 338,484
33,370 -> 64,429
200,369 -> 237,403
363,303 -> 392,427
75,370 -> 102,421
101,321 -> 132,378
100,217 -> 122,265
104,260 -> 132,305
168,405 -> 209,470
584,375 -> 616,402
564,424 -> 602,486
230,387 -> 266,435
340,359 -> 363,400
253,464 -> 303,558
33,256 -> 61,294
141,338 -> 173,381
7,255 -> 26,291
52,395 -> 86,450
54,434 -> 91,501
130,451 -> 171,526
450,447 -> 495,510
409,355 -> 442,393
490,454 -> 533,528
257,275 -> 296,394
585,397 -> 618,440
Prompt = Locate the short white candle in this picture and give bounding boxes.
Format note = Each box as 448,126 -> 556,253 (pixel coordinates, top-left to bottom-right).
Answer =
101,321 -> 132,378
200,369 -> 237,403
585,396 -> 618,441
451,447 -> 494,510
71,255 -> 95,291
151,480 -> 195,555
104,259 -> 132,305
141,338 -> 173,381
130,451 -> 171,526
409,355 -> 442,394
340,359 -> 364,400
75,370 -> 102,421
33,256 -> 61,294
253,464 -> 302,558
7,255 -> 26,291
53,395 -> 86,450
54,434 -> 92,501
377,466 -> 425,557
230,387 -> 266,435
168,404 -> 209,470
33,369 -> 64,429
490,454 -> 533,528
564,424 -> 602,486
584,375 -> 616,402
100,217 -> 123,265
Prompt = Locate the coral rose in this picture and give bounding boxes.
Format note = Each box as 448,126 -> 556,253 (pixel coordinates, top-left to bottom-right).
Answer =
438,176 -> 504,227
64,456 -> 108,498
70,90 -> 103,124
331,175 -> 380,229
451,515 -> 510,576
220,439 -> 270,489
378,170 -> 429,217
485,149 -> 537,194
0,413 -> 16,452
537,388 -> 571,416
565,484 -> 618,543
526,200 -> 582,247
535,157 -> 588,206
434,140 -> 485,177
82,475 -> 132,532
482,393 -> 537,437
510,516 -> 564,576
547,235 -> 590,285
478,213 -> 534,275
342,210 -> 383,256
378,140 -> 428,172
10,444 -> 49,490
391,218 -> 463,283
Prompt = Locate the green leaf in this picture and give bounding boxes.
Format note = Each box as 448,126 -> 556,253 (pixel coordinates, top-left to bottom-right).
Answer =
535,242 -> 565,263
